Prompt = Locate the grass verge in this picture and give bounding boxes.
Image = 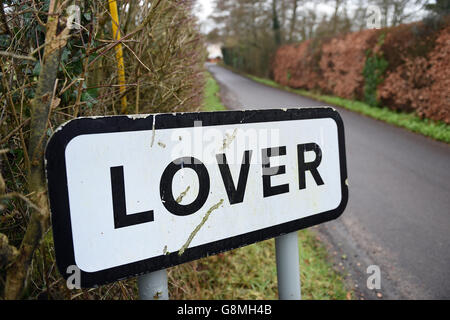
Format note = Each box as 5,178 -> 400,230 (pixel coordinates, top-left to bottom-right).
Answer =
203,71 -> 227,111
246,75 -> 450,144
165,70 -> 351,300
167,230 -> 350,299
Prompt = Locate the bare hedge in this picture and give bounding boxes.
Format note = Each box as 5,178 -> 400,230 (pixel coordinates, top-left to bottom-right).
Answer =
0,0 -> 204,299
272,19 -> 450,124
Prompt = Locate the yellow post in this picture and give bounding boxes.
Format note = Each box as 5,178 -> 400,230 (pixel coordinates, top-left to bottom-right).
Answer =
108,0 -> 127,114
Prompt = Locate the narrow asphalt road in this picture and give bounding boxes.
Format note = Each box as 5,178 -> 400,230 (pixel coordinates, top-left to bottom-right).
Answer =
208,64 -> 450,300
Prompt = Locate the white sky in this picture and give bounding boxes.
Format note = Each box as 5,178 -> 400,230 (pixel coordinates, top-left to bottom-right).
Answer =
193,0 -> 430,34
194,0 -> 214,33
194,0 -> 337,34
195,0 -> 214,21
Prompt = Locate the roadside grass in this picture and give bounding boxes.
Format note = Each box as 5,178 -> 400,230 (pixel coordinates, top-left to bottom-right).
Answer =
165,72 -> 352,300
202,71 -> 227,111
167,230 -> 350,300
246,75 -> 450,144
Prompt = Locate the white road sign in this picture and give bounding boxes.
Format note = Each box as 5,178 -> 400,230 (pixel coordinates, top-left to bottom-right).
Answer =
46,108 -> 348,287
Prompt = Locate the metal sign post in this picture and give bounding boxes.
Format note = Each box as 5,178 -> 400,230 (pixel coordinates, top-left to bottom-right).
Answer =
138,269 -> 169,300
275,232 -> 301,300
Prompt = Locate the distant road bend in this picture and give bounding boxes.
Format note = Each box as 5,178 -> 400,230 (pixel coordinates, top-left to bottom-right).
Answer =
208,63 -> 450,300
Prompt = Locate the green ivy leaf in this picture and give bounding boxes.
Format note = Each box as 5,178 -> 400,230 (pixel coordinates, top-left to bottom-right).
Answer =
81,91 -> 97,109
32,62 -> 41,76
61,48 -> 70,63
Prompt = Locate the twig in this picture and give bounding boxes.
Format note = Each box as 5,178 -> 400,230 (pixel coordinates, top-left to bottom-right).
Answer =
0,118 -> 31,145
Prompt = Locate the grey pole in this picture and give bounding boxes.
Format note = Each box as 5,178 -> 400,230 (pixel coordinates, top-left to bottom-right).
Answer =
138,269 -> 169,300
275,231 -> 301,300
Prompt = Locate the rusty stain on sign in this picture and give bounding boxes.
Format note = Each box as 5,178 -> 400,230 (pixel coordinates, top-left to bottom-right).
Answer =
178,199 -> 224,256
220,129 -> 237,151
157,141 -> 166,148
175,186 -> 190,203
150,117 -> 156,147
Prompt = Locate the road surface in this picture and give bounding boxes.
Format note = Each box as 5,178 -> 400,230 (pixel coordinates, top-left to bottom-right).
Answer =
208,63 -> 450,300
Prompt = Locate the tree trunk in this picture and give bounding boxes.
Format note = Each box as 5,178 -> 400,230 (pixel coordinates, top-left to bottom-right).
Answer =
288,0 -> 299,43
272,0 -> 281,46
4,0 -> 68,300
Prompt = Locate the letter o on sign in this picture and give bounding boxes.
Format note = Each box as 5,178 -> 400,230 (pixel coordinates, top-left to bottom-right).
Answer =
159,157 -> 210,216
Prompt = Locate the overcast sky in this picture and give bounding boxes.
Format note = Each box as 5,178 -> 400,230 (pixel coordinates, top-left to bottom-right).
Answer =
194,0 -> 214,33
193,0 -> 431,34
194,0 -> 346,34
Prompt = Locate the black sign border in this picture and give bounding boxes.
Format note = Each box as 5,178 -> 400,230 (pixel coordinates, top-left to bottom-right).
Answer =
45,107 -> 348,287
